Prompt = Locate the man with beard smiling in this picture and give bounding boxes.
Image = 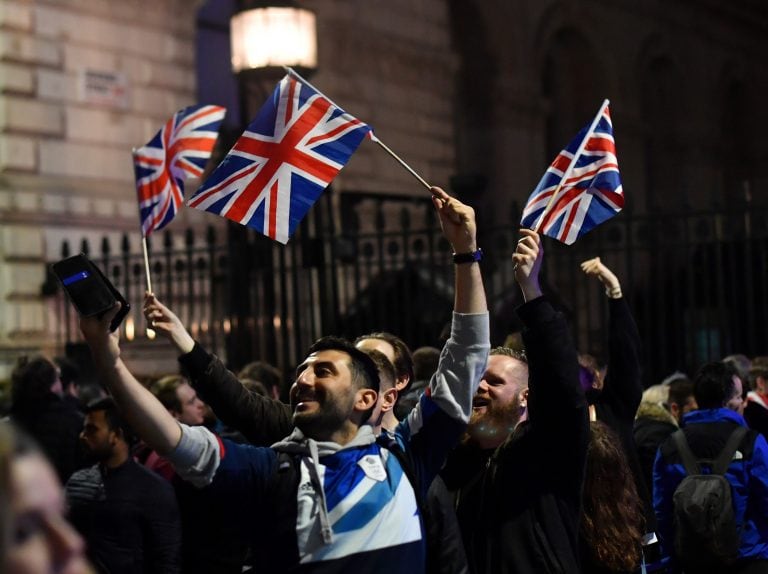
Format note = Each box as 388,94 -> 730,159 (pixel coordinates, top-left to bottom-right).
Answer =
79,186 -> 489,574
464,347 -> 529,449
442,229 -> 588,574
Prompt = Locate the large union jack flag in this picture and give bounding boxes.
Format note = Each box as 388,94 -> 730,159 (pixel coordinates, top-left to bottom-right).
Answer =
521,101 -> 624,245
187,74 -> 371,244
133,105 -> 226,236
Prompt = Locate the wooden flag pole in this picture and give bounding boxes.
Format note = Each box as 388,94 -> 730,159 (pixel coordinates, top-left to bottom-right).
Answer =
141,236 -> 153,294
132,147 -> 155,294
368,133 -> 432,191
133,146 -> 156,339
141,236 -> 156,340
533,99 -> 610,233
283,67 -> 433,193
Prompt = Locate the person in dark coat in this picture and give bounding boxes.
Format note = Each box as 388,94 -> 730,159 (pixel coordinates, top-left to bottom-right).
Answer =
66,397 -> 181,573
633,399 -> 678,493
578,257 -> 660,562
9,356 -> 84,483
441,229 -> 588,574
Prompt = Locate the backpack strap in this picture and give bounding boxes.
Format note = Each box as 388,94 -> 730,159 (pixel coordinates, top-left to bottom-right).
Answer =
711,426 -> 748,476
672,430 -> 700,475
672,426 -> 748,476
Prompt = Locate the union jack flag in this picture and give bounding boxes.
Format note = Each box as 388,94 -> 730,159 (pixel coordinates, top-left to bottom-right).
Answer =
187,73 -> 371,244
133,105 -> 226,236
521,100 -> 624,245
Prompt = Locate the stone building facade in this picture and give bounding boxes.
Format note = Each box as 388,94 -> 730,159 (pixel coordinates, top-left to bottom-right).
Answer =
0,0 -> 207,376
0,0 -> 766,377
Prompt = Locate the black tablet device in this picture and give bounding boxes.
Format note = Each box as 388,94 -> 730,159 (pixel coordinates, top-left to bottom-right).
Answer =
51,254 -> 130,332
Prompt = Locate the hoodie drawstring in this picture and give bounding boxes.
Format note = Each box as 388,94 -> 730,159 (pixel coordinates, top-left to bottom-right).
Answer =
307,439 -> 334,544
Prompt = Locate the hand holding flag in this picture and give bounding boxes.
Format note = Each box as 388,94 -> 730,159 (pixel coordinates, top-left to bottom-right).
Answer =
520,100 -> 624,245
133,104 -> 226,237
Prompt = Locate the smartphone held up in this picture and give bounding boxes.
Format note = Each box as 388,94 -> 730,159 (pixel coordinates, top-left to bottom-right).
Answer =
51,254 -> 130,332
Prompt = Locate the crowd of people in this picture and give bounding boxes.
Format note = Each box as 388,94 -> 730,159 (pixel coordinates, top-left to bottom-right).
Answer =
2,186 -> 767,573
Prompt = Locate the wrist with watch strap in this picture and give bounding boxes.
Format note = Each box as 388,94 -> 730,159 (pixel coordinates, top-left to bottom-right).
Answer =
452,248 -> 483,264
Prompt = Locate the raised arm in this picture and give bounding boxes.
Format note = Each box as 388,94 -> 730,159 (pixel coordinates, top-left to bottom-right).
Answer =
396,188 -> 490,488
512,231 -> 586,466
144,293 -> 293,445
80,305 -> 181,455
580,257 -> 643,420
431,186 -> 486,315
428,186 -> 489,418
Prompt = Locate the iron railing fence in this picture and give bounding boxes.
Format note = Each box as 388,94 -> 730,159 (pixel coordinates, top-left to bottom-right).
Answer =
44,194 -> 768,388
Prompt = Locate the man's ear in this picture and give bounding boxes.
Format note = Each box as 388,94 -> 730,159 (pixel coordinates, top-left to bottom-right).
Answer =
519,387 -> 529,409
355,388 -> 378,413
669,402 -> 680,421
394,376 -> 410,393
109,427 -> 122,447
380,388 -> 398,413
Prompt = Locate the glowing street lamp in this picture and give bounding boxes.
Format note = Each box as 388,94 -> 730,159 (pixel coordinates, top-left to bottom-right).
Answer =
230,5 -> 317,76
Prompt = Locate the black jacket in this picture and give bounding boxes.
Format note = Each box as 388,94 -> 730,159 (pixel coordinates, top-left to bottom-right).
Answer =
633,402 -> 678,494
442,296 -> 588,574
744,399 -> 768,442
66,459 -> 181,574
591,297 -> 656,533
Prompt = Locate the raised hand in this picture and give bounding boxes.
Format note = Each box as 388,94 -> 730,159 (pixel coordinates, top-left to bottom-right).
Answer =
431,186 -> 477,254
580,257 -> 622,299
80,304 -> 122,366
143,292 -> 195,354
513,229 -> 543,302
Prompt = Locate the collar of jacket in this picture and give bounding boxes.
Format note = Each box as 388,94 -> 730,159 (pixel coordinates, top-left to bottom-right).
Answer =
270,424 -> 377,456
747,391 -> 768,409
683,407 -> 746,426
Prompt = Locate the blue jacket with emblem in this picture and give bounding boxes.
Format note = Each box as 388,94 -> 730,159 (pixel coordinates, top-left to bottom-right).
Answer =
652,408 -> 768,570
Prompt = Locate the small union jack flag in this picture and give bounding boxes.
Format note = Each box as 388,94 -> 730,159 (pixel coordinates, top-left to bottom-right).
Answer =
187,73 -> 371,244
521,100 -> 624,245
133,105 -> 226,236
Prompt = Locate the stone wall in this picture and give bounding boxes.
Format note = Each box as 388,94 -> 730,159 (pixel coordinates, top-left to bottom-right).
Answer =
0,0 -> 204,376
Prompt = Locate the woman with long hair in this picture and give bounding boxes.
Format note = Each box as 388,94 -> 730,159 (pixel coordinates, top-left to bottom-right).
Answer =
581,421 -> 646,573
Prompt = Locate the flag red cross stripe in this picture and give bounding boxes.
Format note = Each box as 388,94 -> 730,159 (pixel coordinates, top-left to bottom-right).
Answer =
534,158 -> 618,210
538,167 -> 621,231
191,94 -> 342,223
583,136 -> 615,153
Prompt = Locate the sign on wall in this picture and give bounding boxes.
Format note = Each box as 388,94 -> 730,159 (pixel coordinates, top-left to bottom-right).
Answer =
78,69 -> 129,109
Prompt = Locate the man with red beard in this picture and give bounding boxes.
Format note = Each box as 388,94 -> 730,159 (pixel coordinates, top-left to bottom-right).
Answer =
464,347 -> 529,449
442,229 -> 588,574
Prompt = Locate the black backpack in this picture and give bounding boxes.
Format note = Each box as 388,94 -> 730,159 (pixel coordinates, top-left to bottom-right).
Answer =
670,426 -> 747,571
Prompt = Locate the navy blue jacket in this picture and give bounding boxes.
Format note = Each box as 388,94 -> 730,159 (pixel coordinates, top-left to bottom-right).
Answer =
652,408 -> 768,569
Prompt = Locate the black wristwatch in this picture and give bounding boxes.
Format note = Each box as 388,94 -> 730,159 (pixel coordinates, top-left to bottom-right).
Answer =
452,248 -> 483,264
